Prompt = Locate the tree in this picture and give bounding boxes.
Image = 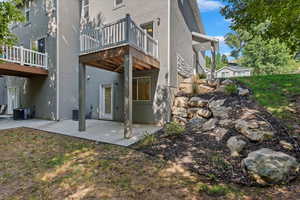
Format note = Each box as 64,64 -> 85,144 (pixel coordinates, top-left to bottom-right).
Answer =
241,37 -> 294,75
221,0 -> 300,54
221,54 -> 228,64
0,0 -> 24,46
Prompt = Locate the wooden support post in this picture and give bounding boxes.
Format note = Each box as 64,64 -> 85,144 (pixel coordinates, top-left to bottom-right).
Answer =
79,63 -> 86,132
210,42 -> 216,80
124,51 -> 133,139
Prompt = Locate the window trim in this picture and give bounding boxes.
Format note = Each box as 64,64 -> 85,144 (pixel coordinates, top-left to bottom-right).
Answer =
113,0 -> 125,9
133,76 -> 152,102
24,1 -> 31,22
82,0 -> 89,19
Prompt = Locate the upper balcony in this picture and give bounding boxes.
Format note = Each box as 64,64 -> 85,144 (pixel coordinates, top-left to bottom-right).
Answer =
0,45 -> 48,77
79,15 -> 160,72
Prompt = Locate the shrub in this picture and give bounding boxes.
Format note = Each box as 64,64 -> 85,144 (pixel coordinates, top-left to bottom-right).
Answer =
139,132 -> 157,147
224,84 -> 238,95
165,122 -> 185,136
197,183 -> 231,197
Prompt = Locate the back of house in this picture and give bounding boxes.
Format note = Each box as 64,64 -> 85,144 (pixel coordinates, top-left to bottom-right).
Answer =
0,0 -> 209,126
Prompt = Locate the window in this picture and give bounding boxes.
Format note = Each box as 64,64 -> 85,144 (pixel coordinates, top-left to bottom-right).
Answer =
38,38 -> 46,53
83,0 -> 89,19
25,1 -> 31,22
31,38 -> 46,53
141,22 -> 154,37
133,77 -> 151,101
114,0 -> 124,8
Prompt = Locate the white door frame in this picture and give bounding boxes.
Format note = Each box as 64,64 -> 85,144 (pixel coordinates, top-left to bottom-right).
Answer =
99,83 -> 114,120
7,87 -> 20,115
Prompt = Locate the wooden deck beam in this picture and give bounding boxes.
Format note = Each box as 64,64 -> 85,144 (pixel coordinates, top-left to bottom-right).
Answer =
79,45 -> 160,73
0,62 -> 48,77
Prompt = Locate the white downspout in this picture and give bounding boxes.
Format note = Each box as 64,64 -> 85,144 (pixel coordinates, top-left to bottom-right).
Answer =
167,0 -> 171,86
56,0 -> 60,121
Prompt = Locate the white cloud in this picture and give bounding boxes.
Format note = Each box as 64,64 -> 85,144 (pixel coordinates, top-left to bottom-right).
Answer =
197,0 -> 224,12
213,36 -> 225,43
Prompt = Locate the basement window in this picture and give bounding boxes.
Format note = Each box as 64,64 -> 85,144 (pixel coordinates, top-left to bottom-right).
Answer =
83,0 -> 89,19
133,77 -> 151,101
114,0 -> 124,9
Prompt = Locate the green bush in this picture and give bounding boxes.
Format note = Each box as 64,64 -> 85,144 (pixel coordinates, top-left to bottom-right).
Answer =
139,132 -> 157,147
165,122 -> 185,136
224,84 -> 238,95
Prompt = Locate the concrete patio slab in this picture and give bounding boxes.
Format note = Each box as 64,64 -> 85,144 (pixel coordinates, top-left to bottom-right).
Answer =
0,117 -> 161,146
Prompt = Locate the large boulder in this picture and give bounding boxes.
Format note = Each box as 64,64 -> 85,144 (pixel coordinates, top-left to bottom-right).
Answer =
227,136 -> 247,157
189,97 -> 208,108
242,148 -> 300,185
235,120 -> 274,142
209,99 -> 231,119
174,97 -> 189,108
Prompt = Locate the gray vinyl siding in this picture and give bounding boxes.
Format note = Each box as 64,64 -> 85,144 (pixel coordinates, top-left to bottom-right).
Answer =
58,0 -> 80,119
86,0 -> 169,124
7,0 -> 57,120
170,0 -> 194,85
0,78 -> 7,105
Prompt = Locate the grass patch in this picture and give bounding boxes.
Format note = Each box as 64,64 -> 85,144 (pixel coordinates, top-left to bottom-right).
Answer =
165,122 -> 185,137
138,132 -> 157,147
196,183 -> 236,197
224,84 -> 238,95
236,74 -> 300,125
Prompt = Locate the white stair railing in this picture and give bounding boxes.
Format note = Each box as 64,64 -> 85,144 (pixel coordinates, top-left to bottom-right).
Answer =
0,45 -> 48,69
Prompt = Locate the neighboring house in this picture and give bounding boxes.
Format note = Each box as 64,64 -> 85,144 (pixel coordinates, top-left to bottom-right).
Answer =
216,65 -> 252,78
0,0 -> 218,134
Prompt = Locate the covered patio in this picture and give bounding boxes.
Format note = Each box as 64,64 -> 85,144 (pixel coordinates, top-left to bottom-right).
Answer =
0,117 -> 160,146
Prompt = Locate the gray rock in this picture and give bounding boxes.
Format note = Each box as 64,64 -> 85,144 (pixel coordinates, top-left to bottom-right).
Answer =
173,116 -> 188,125
216,85 -> 226,93
187,117 -> 207,129
227,136 -> 247,157
213,127 -> 228,141
189,97 -> 208,107
219,119 -> 232,127
187,108 -> 199,119
172,107 -> 188,118
202,118 -> 218,131
222,79 -> 234,85
174,97 -> 189,108
280,140 -> 294,151
197,108 -> 212,119
238,88 -> 250,96
210,99 -> 226,108
235,120 -> 274,142
211,106 -> 231,119
242,148 -> 300,185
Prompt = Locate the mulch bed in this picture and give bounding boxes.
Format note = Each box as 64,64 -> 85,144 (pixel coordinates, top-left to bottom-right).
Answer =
133,88 -> 300,186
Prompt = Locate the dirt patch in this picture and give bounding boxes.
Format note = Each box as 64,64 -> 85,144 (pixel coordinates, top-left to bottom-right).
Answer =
0,128 -> 202,200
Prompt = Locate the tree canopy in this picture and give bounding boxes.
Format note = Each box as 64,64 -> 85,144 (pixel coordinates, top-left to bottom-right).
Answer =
221,0 -> 300,54
0,0 -> 24,46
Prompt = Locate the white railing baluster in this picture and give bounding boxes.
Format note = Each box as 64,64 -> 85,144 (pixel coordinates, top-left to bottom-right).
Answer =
0,45 -> 48,69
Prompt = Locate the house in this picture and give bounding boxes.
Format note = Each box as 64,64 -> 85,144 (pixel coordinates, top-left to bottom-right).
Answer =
0,0 -> 218,137
216,65 -> 252,78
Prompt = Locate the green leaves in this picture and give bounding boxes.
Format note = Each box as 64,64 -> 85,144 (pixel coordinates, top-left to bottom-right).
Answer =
221,0 -> 300,54
241,36 -> 294,75
0,0 -> 24,46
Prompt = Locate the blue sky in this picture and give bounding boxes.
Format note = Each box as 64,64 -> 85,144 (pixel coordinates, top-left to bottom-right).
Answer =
197,0 -> 233,56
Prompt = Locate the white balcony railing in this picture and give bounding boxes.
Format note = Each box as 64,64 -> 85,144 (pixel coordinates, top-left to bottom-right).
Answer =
0,45 -> 48,70
80,15 -> 159,60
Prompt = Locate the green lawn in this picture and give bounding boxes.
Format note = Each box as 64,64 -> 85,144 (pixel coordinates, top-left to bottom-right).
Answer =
236,74 -> 300,127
